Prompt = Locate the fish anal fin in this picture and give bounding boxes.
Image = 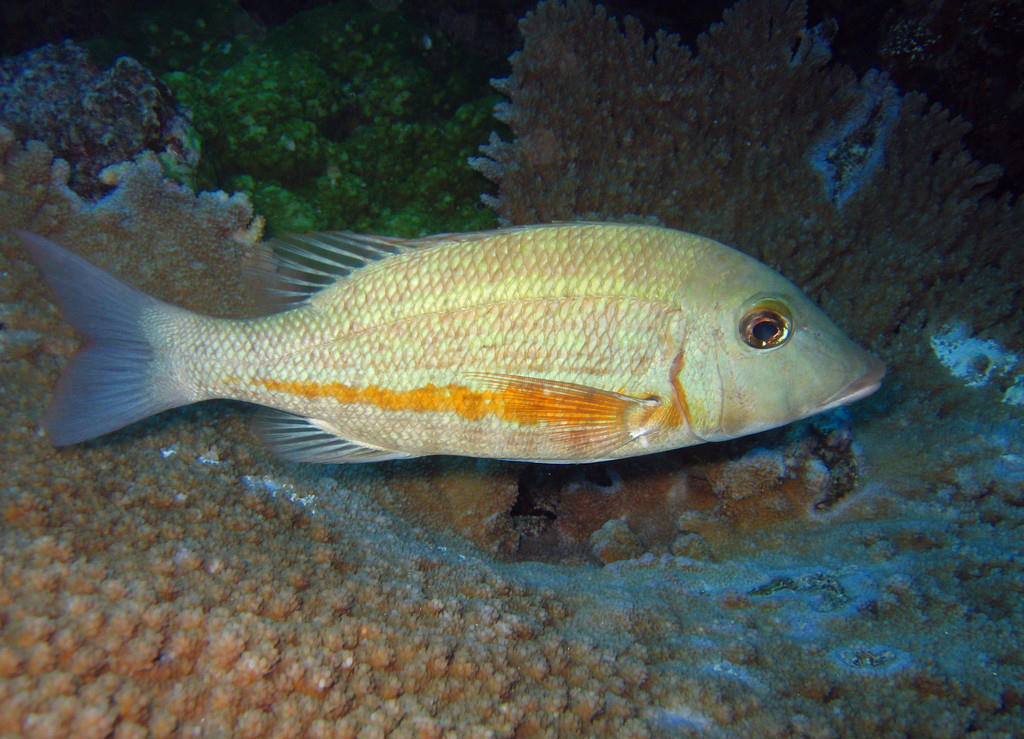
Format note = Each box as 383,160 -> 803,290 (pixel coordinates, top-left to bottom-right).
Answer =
469,372 -> 660,459
257,409 -> 417,463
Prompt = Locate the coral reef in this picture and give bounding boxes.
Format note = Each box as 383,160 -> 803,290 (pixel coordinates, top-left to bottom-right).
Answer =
1,2 -> 499,237
0,129 -> 261,317
2,1 -> 1024,737
863,0 -> 1024,193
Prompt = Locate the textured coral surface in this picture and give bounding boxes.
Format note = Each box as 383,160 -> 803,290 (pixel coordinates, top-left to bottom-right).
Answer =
0,41 -> 193,197
157,1 -> 499,236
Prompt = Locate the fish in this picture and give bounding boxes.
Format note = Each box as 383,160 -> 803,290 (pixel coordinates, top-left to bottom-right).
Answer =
16,223 -> 884,463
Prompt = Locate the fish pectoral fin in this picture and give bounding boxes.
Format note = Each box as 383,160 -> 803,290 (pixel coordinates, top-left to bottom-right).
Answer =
468,372 -> 660,459
257,409 -> 418,463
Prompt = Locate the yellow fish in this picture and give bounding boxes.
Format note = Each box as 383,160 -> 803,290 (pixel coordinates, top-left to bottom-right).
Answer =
17,223 -> 883,463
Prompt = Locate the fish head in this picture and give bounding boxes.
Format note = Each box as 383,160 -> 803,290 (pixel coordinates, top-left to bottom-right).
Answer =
678,251 -> 885,443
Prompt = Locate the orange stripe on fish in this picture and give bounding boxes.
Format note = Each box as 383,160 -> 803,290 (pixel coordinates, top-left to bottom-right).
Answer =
253,372 -> 664,459
254,373 -> 658,429
256,377 -> 495,420
666,349 -> 692,429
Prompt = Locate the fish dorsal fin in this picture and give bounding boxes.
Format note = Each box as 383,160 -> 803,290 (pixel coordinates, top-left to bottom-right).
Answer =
251,226 -> 567,311
256,232 -> 410,309
257,409 -> 418,463
468,372 -> 661,461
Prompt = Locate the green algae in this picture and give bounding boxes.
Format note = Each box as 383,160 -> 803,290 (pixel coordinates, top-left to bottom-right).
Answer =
84,0 -> 261,77
152,2 -> 500,236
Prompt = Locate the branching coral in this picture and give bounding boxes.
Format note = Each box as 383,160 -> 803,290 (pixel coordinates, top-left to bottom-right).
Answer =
0,128 -> 261,317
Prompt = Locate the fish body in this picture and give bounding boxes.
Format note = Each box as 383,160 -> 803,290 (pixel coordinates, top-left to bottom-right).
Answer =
18,223 -> 883,463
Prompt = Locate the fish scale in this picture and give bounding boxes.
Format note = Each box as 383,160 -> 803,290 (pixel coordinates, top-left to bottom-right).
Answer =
18,223 -> 883,463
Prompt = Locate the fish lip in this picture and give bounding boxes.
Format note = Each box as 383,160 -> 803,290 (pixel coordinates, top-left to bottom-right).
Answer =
816,355 -> 886,412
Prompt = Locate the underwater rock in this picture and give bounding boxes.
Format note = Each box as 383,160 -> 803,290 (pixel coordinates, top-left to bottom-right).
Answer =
0,41 -> 197,196
336,457 -> 521,557
670,532 -> 714,560
589,518 -> 644,564
706,449 -> 786,501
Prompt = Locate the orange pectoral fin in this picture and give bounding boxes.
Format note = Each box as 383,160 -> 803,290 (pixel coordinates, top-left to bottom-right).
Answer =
469,372 -> 661,460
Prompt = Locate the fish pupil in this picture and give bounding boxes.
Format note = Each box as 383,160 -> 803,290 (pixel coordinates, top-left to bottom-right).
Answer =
752,317 -> 781,344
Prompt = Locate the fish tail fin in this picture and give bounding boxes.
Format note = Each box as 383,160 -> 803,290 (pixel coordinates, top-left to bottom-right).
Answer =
16,231 -> 195,445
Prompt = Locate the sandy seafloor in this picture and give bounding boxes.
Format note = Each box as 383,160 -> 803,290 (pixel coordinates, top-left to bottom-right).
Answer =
2,253 -> 1023,737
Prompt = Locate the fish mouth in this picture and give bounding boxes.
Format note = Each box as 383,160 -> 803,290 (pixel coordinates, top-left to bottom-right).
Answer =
815,355 -> 886,412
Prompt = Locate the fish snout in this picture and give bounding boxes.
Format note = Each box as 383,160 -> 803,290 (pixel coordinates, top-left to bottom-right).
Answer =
815,353 -> 885,413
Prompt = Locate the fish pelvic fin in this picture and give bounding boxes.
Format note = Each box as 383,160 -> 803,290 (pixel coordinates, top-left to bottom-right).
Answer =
17,231 -> 194,446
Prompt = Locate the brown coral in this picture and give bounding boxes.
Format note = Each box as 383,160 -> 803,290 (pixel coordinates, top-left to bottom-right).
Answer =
0,127 -> 261,318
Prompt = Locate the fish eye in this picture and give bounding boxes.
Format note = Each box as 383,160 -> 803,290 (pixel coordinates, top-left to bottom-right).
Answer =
739,299 -> 792,349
